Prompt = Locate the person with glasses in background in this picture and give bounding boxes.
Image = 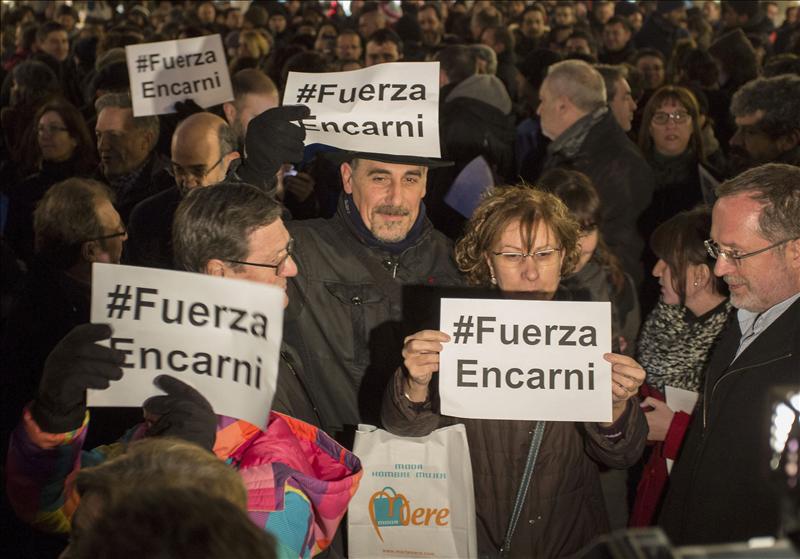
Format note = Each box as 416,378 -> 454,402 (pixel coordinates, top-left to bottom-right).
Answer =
125,105 -> 307,270
4,98 -> 98,266
659,163 -> 800,545
638,85 -> 727,313
383,186 -> 648,558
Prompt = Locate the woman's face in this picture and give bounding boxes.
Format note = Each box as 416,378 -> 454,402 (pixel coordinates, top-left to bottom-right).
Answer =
649,98 -> 693,156
575,227 -> 598,273
237,40 -> 255,59
37,111 -> 76,163
487,219 -> 564,300
652,258 -> 680,305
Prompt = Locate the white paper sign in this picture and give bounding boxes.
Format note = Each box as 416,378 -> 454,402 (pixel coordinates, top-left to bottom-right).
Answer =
665,385 -> 699,473
125,35 -> 233,117
88,263 -> 283,429
439,298 -> 612,422
284,62 -> 441,157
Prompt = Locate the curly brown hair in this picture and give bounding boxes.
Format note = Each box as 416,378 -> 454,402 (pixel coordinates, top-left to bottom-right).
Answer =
455,186 -> 581,287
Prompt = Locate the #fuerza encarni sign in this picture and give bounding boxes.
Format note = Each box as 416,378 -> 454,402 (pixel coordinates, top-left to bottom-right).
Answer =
125,34 -> 234,117
87,263 -> 283,429
439,298 -> 613,422
283,62 -> 441,158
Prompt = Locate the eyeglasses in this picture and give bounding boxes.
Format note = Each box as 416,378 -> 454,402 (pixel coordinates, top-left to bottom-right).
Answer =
86,227 -> 127,243
492,247 -> 562,268
652,111 -> 691,125
704,238 -> 797,265
225,239 -> 294,273
168,156 -> 225,181
38,124 -> 69,135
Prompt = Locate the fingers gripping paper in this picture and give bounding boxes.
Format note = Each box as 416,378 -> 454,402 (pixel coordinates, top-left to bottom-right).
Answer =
88,263 -> 284,429
349,424 -> 478,558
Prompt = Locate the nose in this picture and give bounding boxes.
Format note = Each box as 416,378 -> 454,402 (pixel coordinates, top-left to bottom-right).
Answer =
521,255 -> 540,281
713,255 -> 733,277
280,255 -> 299,278
652,259 -> 665,277
386,181 -> 404,206
97,133 -> 110,151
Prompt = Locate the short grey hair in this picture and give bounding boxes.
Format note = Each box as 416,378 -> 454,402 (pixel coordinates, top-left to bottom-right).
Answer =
730,75 -> 800,139
594,64 -> 628,102
95,92 -> 160,149
546,59 -> 607,112
716,163 -> 800,242
470,44 -> 497,75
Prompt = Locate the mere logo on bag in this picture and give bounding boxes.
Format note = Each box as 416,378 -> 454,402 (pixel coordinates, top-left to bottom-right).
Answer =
368,486 -> 450,541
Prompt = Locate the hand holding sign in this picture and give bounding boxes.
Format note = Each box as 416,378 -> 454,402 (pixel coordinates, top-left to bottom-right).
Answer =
239,105 -> 310,189
31,324 -> 125,433
604,352 -> 646,423
402,330 -> 451,402
143,375 -> 217,451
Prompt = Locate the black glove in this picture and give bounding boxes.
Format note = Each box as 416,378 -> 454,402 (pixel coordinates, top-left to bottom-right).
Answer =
31,323 -> 125,433
237,104 -> 311,189
143,375 -> 217,451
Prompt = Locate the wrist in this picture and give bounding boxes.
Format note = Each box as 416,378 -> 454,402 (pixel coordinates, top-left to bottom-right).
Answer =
404,378 -> 429,403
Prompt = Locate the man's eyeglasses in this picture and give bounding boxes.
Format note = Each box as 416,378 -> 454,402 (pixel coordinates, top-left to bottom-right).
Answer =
86,228 -> 127,243
225,239 -> 294,273
652,111 -> 691,125
704,238 -> 796,265
169,156 -> 225,181
492,247 -> 562,268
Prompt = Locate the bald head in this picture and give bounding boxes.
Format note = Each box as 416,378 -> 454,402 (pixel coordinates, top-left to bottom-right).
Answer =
171,113 -> 239,191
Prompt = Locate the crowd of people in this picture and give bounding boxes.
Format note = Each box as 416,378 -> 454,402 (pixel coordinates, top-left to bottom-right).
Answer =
1,1 -> 799,558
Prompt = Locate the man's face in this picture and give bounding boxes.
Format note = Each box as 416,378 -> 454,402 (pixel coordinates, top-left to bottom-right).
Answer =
336,33 -> 362,61
268,15 -> 287,34
766,3 -> 779,24
197,2 -> 215,23
594,2 -> 614,24
703,1 -> 721,23
170,130 -> 228,191
665,7 -> 688,28
41,30 -> 69,62
92,197 -> 127,264
221,219 -> 297,308
521,10 -> 546,38
603,22 -> 631,52
342,159 -> 427,243
359,11 -> 384,38
365,41 -> 400,66
95,107 -> 152,178
537,79 -> 564,140
226,9 -> 243,29
566,37 -> 592,56
729,111 -> 787,172
636,55 -> 665,90
418,7 -> 443,46
609,78 -> 636,132
554,6 -> 575,26
711,193 -> 799,312
229,92 -> 279,145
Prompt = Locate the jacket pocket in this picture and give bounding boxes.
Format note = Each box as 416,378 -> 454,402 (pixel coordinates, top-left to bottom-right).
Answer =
324,282 -> 385,368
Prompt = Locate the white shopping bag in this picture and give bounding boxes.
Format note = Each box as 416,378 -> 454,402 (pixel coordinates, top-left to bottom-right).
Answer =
348,424 -> 478,559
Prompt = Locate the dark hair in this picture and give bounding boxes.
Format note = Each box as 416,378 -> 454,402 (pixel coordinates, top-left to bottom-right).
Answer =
650,206 -> 727,303
367,28 -> 403,52
436,45 -> 477,84
34,178 -> 114,269
716,163 -> 800,242
605,16 -> 632,34
35,21 -> 67,44
11,60 -> 60,106
537,168 -> 626,293
173,182 -> 283,273
482,25 -> 514,53
679,48 -> 719,88
33,98 -> 97,173
244,4 -> 269,28
19,23 -> 39,51
634,47 -> 665,64
708,28 -> 758,89
763,54 -> 800,78
594,64 -> 628,102
730,75 -> 800,139
721,0 -> 761,19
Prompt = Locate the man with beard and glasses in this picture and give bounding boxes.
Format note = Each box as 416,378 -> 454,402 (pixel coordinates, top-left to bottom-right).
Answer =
284,152 -> 463,443
728,74 -> 800,174
659,163 -> 800,545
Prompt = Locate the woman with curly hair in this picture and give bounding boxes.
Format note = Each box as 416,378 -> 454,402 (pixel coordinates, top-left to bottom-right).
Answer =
382,186 -> 648,558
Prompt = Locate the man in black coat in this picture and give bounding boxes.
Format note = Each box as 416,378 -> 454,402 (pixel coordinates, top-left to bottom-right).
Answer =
660,163 -> 800,544
538,59 -> 655,286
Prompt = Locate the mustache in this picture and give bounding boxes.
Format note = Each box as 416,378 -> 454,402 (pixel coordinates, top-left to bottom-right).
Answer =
374,205 -> 410,216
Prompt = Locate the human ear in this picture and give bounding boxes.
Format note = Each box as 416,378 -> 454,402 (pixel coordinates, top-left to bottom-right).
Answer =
341,162 -> 354,194
205,259 -> 227,277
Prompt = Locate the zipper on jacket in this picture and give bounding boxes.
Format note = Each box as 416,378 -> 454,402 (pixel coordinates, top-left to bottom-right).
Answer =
702,352 -> 792,428
280,351 -> 324,427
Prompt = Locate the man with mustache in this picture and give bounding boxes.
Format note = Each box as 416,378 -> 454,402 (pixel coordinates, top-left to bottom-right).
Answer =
284,152 -> 462,443
728,74 -> 800,174
659,163 -> 800,544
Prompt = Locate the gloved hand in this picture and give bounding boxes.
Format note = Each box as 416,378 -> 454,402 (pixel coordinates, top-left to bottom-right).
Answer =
143,375 -> 217,451
237,104 -> 311,189
31,323 -> 125,433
